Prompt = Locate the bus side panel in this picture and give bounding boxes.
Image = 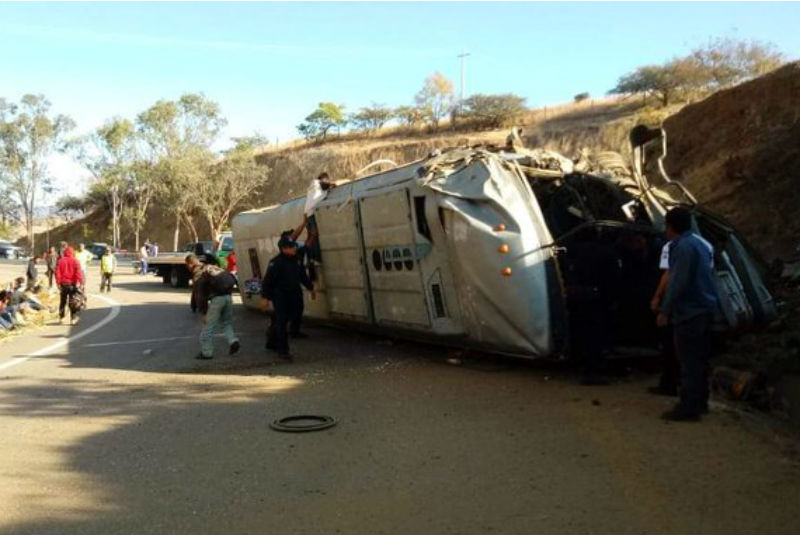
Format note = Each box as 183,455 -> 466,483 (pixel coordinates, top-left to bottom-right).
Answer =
315,202 -> 371,322
359,190 -> 431,329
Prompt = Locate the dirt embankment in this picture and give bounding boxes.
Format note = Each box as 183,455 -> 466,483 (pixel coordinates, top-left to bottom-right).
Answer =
255,99 -> 650,207
661,61 -> 800,262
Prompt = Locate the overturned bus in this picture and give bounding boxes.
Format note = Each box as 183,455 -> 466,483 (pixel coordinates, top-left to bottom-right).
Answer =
231,127 -> 774,359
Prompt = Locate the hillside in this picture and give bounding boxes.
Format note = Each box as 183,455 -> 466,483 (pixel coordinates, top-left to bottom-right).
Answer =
253,97 -> 661,205
35,64 -> 799,263
658,61 -> 800,261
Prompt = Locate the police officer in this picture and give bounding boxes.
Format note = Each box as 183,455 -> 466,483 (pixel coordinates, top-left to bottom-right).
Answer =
563,237 -> 621,385
261,236 -> 313,360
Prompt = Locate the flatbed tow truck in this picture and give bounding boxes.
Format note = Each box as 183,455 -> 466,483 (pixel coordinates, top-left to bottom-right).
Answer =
136,233 -> 233,288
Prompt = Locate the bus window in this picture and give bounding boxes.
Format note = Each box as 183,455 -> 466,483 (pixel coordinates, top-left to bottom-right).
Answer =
414,196 -> 432,241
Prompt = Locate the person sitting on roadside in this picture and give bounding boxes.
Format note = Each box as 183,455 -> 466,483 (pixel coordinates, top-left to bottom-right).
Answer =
185,253 -> 240,360
55,247 -> 84,325
10,277 -> 44,312
0,290 -> 22,330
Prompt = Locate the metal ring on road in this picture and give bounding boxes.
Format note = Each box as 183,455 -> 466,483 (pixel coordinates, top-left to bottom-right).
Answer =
269,415 -> 337,433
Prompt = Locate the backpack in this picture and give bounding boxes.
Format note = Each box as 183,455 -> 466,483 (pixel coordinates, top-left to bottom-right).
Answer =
209,270 -> 237,295
69,287 -> 86,314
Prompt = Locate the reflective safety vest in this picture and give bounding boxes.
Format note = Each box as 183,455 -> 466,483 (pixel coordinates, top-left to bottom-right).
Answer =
101,254 -> 116,274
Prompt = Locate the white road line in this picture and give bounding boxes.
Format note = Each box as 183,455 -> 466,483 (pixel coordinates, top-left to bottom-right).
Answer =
0,293 -> 121,372
83,335 -> 195,347
83,332 -> 251,348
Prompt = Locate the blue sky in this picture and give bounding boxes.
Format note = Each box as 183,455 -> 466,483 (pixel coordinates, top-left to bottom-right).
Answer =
1,2 -> 799,198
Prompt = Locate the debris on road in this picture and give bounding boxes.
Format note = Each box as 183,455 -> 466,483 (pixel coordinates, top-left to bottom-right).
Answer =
269,415 -> 337,433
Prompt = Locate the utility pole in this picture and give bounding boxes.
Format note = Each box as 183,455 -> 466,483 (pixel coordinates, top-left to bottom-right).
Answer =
111,183 -> 118,249
457,51 -> 471,113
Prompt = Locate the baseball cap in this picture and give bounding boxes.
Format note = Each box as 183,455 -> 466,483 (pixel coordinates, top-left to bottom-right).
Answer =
278,236 -> 297,249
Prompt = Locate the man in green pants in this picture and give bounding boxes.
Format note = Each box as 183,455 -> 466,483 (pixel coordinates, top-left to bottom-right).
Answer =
185,253 -> 240,360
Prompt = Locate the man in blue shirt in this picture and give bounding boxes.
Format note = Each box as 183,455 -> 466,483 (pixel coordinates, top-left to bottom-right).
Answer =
657,207 -> 717,421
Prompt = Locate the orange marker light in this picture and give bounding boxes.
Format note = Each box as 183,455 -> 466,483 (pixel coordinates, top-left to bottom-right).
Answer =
501,267 -> 512,277
498,244 -> 510,254
493,224 -> 506,232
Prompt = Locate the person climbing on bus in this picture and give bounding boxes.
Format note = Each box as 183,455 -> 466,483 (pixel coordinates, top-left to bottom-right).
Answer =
302,171 -> 334,263
261,236 -> 313,360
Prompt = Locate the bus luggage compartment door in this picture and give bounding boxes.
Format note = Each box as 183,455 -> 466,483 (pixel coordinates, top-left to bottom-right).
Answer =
315,202 -> 371,322
359,191 -> 431,328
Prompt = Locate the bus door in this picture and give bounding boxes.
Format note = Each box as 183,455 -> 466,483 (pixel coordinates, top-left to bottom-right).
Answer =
314,202 -> 371,323
359,190 -> 431,329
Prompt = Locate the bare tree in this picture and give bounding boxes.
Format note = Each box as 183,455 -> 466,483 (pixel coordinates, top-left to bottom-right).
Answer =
415,72 -> 455,128
73,118 -> 138,248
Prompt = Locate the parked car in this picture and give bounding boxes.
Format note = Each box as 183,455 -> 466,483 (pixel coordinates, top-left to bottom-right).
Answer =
87,242 -> 109,259
0,241 -> 23,260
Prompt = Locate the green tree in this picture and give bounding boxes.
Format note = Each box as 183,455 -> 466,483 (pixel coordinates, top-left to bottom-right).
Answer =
0,180 -> 20,234
414,72 -> 455,128
54,194 -> 86,222
137,93 -> 226,249
195,139 -> 269,239
350,103 -> 393,133
462,94 -> 528,128
609,59 -> 703,106
610,37 -> 785,106
297,102 -> 346,141
0,94 -> 74,251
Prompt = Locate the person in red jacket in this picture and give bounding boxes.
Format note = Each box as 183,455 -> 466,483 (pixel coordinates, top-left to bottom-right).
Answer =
55,246 -> 84,324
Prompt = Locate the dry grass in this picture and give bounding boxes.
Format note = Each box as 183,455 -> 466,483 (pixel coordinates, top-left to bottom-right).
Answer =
254,96 -> 649,156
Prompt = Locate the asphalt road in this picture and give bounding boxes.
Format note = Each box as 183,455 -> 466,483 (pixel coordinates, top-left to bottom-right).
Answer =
1,262 -> 799,534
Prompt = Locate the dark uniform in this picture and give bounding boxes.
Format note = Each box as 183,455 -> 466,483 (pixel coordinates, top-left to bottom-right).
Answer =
563,239 -> 620,384
261,248 -> 313,356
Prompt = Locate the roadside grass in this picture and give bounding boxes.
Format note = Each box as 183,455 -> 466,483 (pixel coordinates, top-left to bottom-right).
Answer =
0,278 -> 60,344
